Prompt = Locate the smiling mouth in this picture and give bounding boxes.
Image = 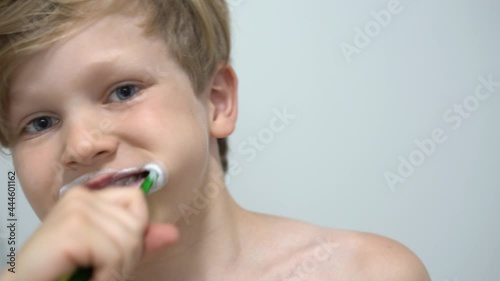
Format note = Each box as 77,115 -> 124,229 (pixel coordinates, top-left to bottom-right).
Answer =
59,167 -> 150,198
85,170 -> 149,190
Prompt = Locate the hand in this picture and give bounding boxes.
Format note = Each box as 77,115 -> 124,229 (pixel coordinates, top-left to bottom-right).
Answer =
1,186 -> 178,281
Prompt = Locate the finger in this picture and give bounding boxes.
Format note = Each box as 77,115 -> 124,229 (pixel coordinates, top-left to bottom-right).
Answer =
85,221 -> 135,281
85,200 -> 147,272
88,197 -> 147,237
48,213 -> 125,281
94,186 -> 149,223
143,224 -> 179,256
59,189 -> 146,278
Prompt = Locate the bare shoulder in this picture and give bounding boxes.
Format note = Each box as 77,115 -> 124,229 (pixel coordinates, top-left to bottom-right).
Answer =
340,230 -> 432,281
247,213 -> 431,281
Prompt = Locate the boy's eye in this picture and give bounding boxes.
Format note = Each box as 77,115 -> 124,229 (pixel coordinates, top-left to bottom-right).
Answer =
24,116 -> 59,134
108,84 -> 141,102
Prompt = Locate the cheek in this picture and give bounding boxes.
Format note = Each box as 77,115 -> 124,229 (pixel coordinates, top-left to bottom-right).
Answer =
12,145 -> 59,219
121,88 -> 210,189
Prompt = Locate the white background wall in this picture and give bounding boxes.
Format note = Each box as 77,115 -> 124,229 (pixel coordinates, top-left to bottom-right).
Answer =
1,0 -> 499,280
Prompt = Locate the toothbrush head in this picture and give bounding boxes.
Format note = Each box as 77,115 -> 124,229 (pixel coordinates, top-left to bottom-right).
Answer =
141,162 -> 167,195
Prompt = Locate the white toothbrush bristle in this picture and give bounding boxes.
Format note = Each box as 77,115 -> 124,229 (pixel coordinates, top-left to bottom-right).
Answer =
143,162 -> 167,194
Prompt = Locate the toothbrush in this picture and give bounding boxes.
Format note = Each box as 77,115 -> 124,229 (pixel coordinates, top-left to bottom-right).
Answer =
58,163 -> 166,281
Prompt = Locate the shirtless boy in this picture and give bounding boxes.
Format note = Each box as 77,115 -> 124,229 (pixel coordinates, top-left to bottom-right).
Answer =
0,1 -> 431,280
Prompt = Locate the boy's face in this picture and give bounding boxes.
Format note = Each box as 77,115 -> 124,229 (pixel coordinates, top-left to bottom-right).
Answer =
7,13 -> 233,220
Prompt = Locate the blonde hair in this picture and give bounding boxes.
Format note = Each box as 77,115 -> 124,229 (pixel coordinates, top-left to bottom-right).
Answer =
0,0 -> 232,172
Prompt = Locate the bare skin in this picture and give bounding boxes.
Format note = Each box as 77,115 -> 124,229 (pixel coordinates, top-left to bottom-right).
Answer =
1,11 -> 430,281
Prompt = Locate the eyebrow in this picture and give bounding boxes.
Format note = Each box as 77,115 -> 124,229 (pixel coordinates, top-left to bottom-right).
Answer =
8,53 -> 160,123
12,52 -> 159,99
75,53 -> 155,91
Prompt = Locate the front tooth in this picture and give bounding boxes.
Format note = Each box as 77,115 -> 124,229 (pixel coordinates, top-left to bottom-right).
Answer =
101,173 -> 145,188
113,175 -> 139,186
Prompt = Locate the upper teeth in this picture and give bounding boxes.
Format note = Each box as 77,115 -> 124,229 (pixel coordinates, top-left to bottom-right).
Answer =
111,175 -> 142,187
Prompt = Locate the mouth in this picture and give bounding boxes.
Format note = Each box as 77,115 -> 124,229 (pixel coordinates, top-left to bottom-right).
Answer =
85,170 -> 150,190
59,167 -> 150,198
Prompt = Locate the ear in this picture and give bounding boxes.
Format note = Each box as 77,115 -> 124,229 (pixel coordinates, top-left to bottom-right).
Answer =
208,63 -> 238,138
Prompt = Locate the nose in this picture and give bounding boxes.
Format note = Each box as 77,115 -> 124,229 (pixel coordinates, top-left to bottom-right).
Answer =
62,113 -> 118,168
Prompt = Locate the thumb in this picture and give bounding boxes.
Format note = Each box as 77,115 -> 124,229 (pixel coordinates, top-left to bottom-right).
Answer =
143,224 -> 179,255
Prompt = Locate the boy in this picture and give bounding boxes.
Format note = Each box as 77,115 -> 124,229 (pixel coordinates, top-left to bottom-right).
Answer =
0,0 -> 431,280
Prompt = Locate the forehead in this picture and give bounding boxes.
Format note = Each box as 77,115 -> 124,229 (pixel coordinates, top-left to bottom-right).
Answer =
9,12 -> 169,102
